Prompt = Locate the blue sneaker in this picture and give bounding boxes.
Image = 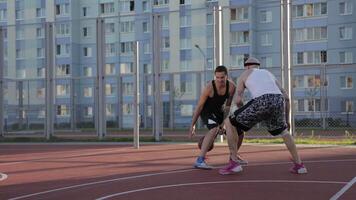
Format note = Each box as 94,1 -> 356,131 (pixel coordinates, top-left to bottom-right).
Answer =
194,156 -> 213,170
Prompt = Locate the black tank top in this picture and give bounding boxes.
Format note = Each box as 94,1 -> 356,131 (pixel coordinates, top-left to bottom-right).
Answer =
201,80 -> 230,117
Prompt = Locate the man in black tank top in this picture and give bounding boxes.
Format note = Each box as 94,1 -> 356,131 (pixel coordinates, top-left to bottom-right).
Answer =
189,66 -> 245,169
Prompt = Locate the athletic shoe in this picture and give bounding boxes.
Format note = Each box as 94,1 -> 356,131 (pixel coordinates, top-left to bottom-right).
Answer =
194,156 -> 213,170
219,159 -> 243,175
236,154 -> 248,165
289,162 -> 307,174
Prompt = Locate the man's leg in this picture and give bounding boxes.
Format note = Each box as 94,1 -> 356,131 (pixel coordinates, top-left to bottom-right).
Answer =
280,130 -> 307,174
199,127 -> 219,158
281,130 -> 301,164
194,127 -> 219,169
218,118 -> 242,175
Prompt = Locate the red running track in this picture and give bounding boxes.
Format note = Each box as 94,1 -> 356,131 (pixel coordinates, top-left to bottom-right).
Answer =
0,143 -> 355,200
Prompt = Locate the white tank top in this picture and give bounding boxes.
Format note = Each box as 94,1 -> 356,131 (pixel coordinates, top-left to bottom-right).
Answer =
245,69 -> 282,98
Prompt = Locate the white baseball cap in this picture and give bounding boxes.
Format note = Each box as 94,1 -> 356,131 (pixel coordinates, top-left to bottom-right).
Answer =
244,57 -> 260,66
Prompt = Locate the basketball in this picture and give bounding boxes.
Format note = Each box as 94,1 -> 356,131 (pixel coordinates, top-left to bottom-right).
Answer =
198,136 -> 214,152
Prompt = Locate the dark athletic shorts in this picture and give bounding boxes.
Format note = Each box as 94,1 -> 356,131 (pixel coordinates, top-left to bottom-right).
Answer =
229,94 -> 287,136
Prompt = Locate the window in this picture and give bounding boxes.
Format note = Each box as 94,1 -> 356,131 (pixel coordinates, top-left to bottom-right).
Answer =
83,87 -> 93,97
307,99 -> 321,112
123,82 -> 134,95
339,2 -> 353,15
180,0 -> 191,4
340,76 -> 353,89
16,9 -> 24,20
56,23 -> 71,36
161,80 -> 170,92
294,51 -> 327,65
162,37 -> 170,49
37,48 -> 44,58
120,63 -> 133,74
180,104 -> 193,116
82,27 -> 91,37
342,101 -> 354,113
120,1 -> 135,12
180,80 -> 192,94
82,7 -> 88,17
56,64 -> 70,76
293,27 -> 327,42
122,103 -> 133,115
153,0 -> 169,6
143,22 -> 149,33
84,106 -> 93,117
231,31 -> 250,45
161,59 -> 169,71
120,21 -> 134,33
56,84 -> 70,96
206,13 -> 213,25
36,27 -> 44,38
230,54 -> 246,69
56,44 -> 71,57
120,42 -> 133,54
105,63 -> 116,75
16,49 -> 24,59
293,76 -> 304,88
100,3 -> 114,14
105,84 -> 114,96
106,104 -> 114,116
180,15 -> 191,27
37,67 -> 45,77
83,47 -> 92,57
231,7 -> 249,22
56,4 -> 70,16
0,9 -> 7,21
57,105 -> 69,117
261,56 -> 272,68
292,2 -> 327,18
180,60 -> 191,71
162,15 -> 169,29
84,67 -> 92,77
339,52 -> 353,64
36,8 -> 45,18
261,32 -> 272,46
143,63 -> 152,74
260,10 -> 272,23
339,26 -> 352,40
38,110 -> 45,118
105,23 -> 115,34
105,43 -> 116,57
143,42 -> 150,54
142,1 -> 148,12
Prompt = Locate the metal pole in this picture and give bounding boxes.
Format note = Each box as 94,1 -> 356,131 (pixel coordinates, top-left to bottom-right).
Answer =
45,22 -> 55,140
133,41 -> 140,149
96,18 -> 106,139
194,44 -> 207,83
152,14 -> 162,141
0,28 -> 4,137
281,0 -> 295,135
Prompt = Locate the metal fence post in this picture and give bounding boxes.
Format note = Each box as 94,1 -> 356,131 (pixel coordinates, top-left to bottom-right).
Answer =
152,14 -> 162,141
96,18 -> 106,139
133,41 -> 140,148
45,22 -> 55,140
0,28 -> 4,137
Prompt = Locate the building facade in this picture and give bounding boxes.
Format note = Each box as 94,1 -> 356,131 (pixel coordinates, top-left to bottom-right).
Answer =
0,0 -> 355,132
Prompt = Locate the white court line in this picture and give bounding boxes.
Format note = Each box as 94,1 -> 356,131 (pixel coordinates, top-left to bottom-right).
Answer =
0,173 -> 8,181
96,180 -> 347,200
329,177 -> 356,200
8,158 -> 356,200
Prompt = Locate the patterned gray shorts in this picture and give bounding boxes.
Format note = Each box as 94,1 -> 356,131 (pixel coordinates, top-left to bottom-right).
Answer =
229,94 -> 287,136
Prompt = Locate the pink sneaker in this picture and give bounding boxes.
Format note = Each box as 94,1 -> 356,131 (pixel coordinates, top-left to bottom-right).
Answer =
219,159 -> 243,175
289,162 -> 307,174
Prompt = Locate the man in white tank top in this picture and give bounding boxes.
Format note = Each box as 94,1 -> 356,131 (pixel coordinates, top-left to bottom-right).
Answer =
219,57 -> 307,175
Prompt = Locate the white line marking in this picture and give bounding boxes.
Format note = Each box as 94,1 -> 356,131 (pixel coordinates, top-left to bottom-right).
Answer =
8,158 -> 356,200
96,180 -> 347,200
8,169 -> 195,200
329,177 -> 356,200
0,173 -> 8,181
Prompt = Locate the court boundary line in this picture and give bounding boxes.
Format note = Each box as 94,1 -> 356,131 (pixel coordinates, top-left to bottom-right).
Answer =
96,180 -> 347,200
0,173 -> 8,181
329,176 -> 356,200
8,158 -> 356,200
